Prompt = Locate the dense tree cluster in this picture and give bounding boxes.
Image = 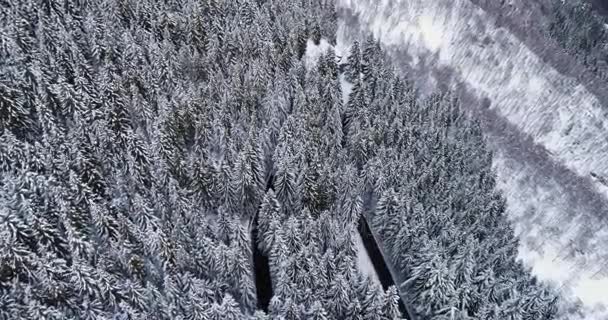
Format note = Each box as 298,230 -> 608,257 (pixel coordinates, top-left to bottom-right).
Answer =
0,0 -> 559,319
0,0 -> 367,318
341,39 -> 560,319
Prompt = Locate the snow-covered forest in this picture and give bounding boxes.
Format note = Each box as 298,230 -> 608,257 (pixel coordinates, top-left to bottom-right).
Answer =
335,0 -> 608,319
0,0 -> 589,319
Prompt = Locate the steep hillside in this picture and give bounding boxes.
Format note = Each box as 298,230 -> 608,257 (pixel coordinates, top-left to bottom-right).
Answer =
335,0 -> 608,318
0,0 -> 560,319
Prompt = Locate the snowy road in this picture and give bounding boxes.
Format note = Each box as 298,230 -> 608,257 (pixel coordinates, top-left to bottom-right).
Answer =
336,0 -> 608,318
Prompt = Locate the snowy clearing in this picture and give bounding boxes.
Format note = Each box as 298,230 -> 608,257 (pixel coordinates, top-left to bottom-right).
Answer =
355,233 -> 381,284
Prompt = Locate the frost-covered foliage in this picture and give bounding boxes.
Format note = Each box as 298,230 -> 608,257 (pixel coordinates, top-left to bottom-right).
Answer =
0,0 -> 374,318
340,40 -> 560,319
0,0 -> 559,319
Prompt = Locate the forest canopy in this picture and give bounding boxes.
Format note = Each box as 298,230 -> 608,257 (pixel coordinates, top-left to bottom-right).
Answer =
0,0 -> 558,319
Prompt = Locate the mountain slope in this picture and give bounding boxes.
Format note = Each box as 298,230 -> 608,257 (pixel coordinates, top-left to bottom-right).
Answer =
335,0 -> 608,318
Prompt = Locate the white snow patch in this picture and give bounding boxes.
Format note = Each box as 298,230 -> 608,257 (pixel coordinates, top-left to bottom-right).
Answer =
528,75 -> 545,94
304,38 -> 332,70
520,245 -> 572,283
340,74 -> 354,105
575,277 -> 608,306
355,233 -> 381,284
418,14 -> 444,51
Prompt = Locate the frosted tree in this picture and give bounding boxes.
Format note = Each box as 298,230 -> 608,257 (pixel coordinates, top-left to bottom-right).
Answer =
274,160 -> 299,216
281,297 -> 303,320
258,190 -> 281,250
345,41 -> 362,83
360,280 -> 384,320
372,188 -> 401,240
306,301 -> 329,320
234,140 -> 266,218
0,0 -> 558,318
326,274 -> 350,319
283,217 -> 302,253
252,310 -> 270,320
382,286 -> 402,320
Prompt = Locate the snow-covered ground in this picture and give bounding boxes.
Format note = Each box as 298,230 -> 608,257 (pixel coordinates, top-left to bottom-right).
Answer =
336,0 -> 608,318
355,233 -> 381,283
304,38 -> 333,70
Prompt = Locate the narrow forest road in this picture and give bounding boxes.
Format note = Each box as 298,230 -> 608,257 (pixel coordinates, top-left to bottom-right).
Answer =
250,175 -> 275,312
357,210 -> 418,320
251,212 -> 272,311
